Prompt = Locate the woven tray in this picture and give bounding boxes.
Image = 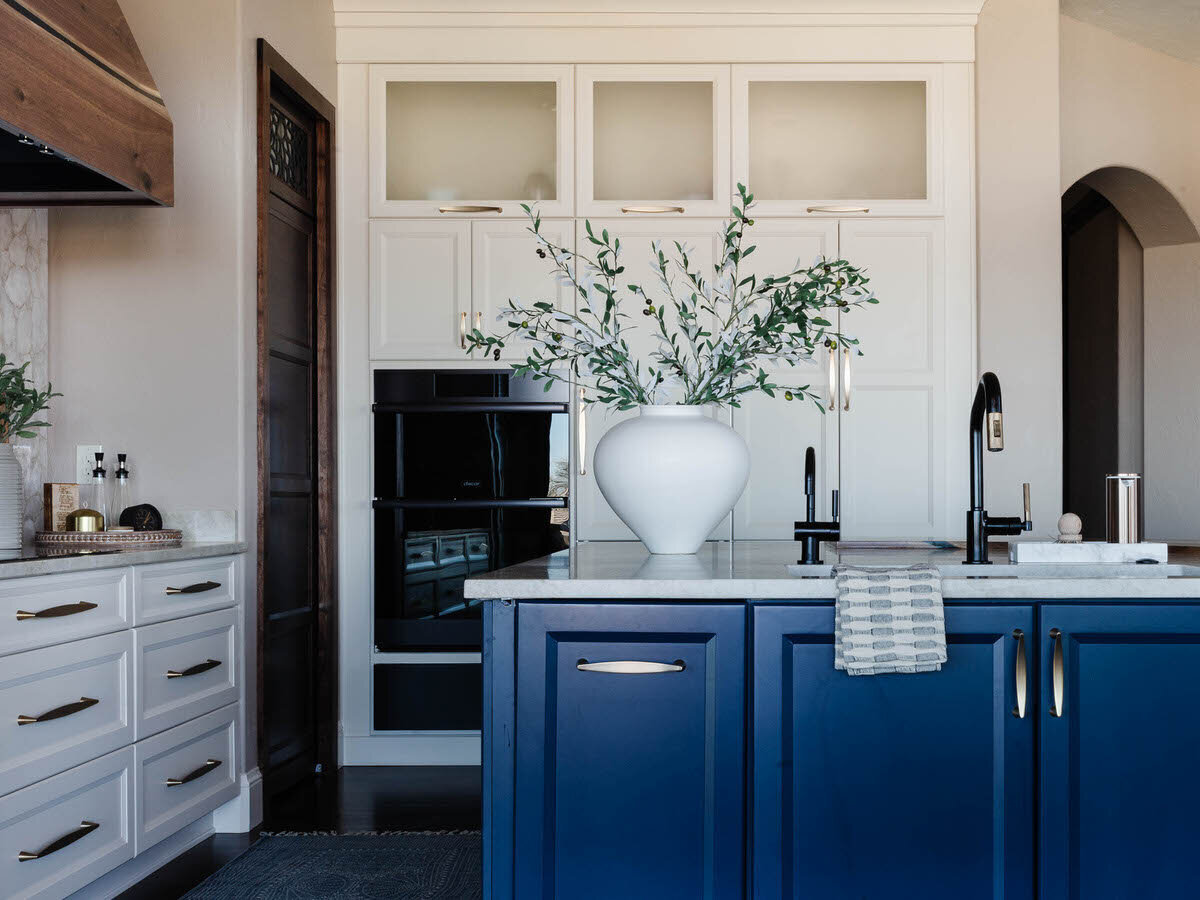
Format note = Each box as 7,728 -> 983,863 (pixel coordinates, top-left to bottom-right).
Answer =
35,529 -> 183,549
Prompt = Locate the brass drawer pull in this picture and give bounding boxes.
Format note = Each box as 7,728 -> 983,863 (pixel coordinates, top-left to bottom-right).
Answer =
1011,630 -> 1027,719
1049,628 -> 1064,717
15,601 -> 98,621
807,205 -> 870,214
576,659 -> 685,674
18,821 -> 99,861
439,204 -> 502,213
620,205 -> 684,214
166,758 -> 222,787
18,697 -> 99,726
165,581 -> 221,595
166,659 -> 221,679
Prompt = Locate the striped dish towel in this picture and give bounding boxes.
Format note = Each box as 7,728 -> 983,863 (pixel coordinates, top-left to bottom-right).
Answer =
833,565 -> 947,675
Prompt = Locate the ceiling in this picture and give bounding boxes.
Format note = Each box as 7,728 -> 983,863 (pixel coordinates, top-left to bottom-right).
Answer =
1061,0 -> 1200,64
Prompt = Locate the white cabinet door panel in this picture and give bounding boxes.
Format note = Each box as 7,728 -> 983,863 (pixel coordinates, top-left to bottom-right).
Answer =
370,220 -> 471,360
836,218 -> 949,539
731,219 -> 840,540
472,219 -> 573,360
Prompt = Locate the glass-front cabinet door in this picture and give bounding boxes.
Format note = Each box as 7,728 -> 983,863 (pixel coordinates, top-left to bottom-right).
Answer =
732,64 -> 942,217
577,65 -> 730,218
369,64 -> 573,217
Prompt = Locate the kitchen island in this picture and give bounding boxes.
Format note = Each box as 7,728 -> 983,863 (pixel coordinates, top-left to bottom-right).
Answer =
467,541 -> 1200,900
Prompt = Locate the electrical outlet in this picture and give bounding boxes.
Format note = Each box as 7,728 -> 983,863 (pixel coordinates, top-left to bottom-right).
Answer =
75,444 -> 102,484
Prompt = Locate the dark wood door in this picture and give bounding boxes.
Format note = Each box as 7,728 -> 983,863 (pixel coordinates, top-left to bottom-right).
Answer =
257,43 -> 336,809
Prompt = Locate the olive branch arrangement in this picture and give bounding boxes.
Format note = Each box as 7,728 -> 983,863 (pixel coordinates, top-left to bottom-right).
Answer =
465,184 -> 877,411
0,354 -> 60,443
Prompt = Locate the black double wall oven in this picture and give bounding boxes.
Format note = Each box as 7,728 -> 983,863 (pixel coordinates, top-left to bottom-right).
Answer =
372,370 -> 569,730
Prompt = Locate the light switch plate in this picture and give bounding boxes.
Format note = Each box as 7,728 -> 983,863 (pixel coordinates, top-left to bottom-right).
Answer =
75,444 -> 102,484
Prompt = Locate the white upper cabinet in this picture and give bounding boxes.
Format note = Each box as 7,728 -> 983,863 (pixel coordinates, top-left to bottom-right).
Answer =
472,218 -> 574,360
577,65 -> 731,218
370,219 -> 471,359
732,64 -> 944,217
369,65 -> 574,218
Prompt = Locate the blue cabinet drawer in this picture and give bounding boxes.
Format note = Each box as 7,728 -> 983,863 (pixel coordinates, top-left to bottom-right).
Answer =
512,602 -> 744,900
752,603 -> 1035,900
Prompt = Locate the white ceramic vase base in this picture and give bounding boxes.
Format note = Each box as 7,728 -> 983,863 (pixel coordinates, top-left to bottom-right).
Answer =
592,406 -> 750,554
0,444 -> 23,550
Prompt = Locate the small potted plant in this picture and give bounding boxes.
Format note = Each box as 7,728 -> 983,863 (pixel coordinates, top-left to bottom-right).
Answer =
0,354 -> 60,549
466,185 -> 877,554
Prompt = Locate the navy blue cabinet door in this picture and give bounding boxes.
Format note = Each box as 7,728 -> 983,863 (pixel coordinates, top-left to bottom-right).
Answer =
752,604 -> 1035,900
1039,605 -> 1200,900
513,602 -> 745,900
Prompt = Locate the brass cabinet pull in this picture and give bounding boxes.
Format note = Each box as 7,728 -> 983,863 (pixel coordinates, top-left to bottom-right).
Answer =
474,311 -> 482,332
619,205 -> 684,214
18,697 -> 99,726
576,659 -> 685,674
1012,630 -> 1027,719
164,580 -> 221,595
826,349 -> 836,411
18,821 -> 99,861
460,311 -> 468,349
166,758 -> 222,787
842,347 -> 852,412
577,388 -> 587,476
807,205 -> 870,214
1049,627 -> 1064,718
166,659 -> 221,679
438,204 -> 501,214
15,600 -> 98,621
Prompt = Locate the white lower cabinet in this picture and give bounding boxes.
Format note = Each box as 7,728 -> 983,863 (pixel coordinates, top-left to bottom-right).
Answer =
135,705 -> 238,854
0,747 -> 134,900
0,631 -> 134,797
134,557 -> 236,625
0,569 -> 130,659
135,607 -> 238,739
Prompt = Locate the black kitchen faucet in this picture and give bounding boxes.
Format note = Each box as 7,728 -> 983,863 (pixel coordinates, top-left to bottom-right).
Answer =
794,446 -> 840,565
965,371 -> 1033,564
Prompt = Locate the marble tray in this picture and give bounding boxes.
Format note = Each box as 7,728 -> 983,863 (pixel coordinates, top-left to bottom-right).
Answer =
1008,541 -> 1168,564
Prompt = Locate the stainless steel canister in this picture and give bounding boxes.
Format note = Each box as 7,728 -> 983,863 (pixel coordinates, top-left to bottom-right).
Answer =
1105,474 -> 1144,544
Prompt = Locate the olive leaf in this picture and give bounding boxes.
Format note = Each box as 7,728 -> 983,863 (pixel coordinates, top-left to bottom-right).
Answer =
0,354 -> 62,443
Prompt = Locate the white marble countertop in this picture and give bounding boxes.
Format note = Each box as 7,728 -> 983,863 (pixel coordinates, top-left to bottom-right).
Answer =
0,541 -> 248,580
464,541 -> 1200,600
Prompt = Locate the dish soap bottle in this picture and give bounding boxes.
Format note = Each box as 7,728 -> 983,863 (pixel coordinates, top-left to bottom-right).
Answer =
86,452 -> 108,530
112,453 -> 133,525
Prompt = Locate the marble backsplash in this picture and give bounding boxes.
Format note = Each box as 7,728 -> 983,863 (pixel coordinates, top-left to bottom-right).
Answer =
0,210 -> 49,542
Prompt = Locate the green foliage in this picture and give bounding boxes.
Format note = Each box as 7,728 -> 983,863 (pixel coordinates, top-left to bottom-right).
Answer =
0,354 -> 61,442
465,185 -> 878,411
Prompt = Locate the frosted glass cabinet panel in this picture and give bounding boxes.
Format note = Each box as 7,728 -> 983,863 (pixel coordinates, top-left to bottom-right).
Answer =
369,65 -> 573,217
733,64 -> 943,216
578,66 -> 730,218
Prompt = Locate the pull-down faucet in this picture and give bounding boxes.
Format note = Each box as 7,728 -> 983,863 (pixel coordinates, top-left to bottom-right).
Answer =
966,372 -> 1032,564
794,446 -> 840,564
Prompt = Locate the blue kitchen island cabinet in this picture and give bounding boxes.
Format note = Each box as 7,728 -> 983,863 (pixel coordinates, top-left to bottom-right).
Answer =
752,604 -> 1036,900
508,602 -> 745,900
1039,605 -> 1200,900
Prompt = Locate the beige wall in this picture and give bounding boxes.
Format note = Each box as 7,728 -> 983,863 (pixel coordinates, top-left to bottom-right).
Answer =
975,0 -> 1062,534
1060,14 -> 1200,541
48,0 -> 334,787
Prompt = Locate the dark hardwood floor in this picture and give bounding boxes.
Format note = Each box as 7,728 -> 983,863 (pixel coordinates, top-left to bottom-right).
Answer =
117,766 -> 481,899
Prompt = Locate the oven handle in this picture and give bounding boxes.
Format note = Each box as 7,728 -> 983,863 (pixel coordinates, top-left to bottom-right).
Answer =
371,403 -> 568,414
372,498 -> 568,509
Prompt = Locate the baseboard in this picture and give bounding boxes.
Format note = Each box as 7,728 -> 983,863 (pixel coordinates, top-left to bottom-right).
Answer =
70,818 -> 214,900
212,767 -> 263,832
342,733 -> 481,765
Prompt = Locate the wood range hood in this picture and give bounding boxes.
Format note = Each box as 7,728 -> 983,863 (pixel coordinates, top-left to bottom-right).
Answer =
0,0 -> 173,206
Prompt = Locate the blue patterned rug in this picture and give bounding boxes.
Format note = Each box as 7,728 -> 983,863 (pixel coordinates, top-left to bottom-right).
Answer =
182,833 -> 482,899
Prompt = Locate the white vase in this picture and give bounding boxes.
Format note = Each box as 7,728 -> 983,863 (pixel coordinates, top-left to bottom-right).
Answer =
0,443 -> 23,550
593,405 -> 750,554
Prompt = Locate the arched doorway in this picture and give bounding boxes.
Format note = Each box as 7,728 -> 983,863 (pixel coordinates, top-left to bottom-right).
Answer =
1061,166 -> 1200,542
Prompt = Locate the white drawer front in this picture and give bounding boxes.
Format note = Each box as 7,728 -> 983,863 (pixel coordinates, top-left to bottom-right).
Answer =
0,746 -> 134,900
134,556 -> 237,625
0,569 -> 130,658
135,704 -> 238,853
135,608 -> 237,739
0,631 -> 134,797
